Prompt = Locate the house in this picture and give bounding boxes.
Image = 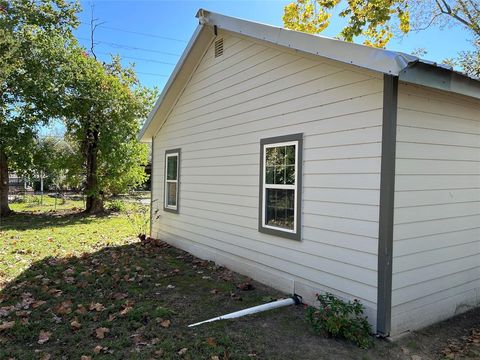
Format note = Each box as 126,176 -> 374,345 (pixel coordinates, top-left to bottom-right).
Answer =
138,9 -> 480,337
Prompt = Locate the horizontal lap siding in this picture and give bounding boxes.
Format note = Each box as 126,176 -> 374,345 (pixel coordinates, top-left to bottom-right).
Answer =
391,83 -> 480,335
151,33 -> 383,318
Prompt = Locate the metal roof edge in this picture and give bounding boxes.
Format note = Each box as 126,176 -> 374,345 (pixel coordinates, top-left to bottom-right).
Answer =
399,61 -> 480,100
139,9 -> 480,142
196,8 -> 418,76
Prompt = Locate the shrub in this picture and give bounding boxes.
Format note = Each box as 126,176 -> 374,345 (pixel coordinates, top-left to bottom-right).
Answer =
305,292 -> 373,349
106,199 -> 127,212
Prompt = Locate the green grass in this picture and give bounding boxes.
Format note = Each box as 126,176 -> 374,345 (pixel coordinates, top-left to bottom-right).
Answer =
1,197 -> 136,284
1,196 -> 477,359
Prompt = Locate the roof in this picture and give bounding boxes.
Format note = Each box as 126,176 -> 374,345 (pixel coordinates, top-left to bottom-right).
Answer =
139,9 -> 480,142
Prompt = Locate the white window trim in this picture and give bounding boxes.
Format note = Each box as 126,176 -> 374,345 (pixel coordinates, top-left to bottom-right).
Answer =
262,140 -> 299,235
164,151 -> 179,212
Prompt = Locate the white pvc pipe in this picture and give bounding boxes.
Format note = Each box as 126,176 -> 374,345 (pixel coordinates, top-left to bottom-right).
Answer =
188,297 -> 297,328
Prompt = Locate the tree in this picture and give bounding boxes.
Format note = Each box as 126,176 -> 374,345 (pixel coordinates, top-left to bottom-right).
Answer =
283,1 -> 479,48
28,136 -> 70,193
0,0 -> 79,216
61,51 -> 157,213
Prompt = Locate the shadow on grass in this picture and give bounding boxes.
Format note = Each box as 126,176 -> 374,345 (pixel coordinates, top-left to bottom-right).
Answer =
7,235 -> 478,360
0,211 -> 110,232
2,240 -> 331,359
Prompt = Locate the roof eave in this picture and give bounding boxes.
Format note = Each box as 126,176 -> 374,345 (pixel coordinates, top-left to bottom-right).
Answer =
399,61 -> 480,100
196,8 -> 417,76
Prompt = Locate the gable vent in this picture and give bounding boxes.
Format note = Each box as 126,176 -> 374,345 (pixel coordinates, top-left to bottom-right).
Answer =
214,38 -> 224,58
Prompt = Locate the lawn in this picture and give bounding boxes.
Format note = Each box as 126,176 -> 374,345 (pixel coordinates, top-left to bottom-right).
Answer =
0,196 -> 479,359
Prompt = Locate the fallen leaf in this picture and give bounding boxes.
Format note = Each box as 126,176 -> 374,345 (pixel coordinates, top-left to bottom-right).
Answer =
15,310 -> 31,317
0,321 -> 15,331
95,327 -> 109,339
210,289 -> 219,294
211,356 -> 220,360
93,345 -> 104,354
70,318 -> 81,330
54,300 -> 72,315
236,279 -> 254,291
41,354 -> 51,360
80,356 -> 91,360
160,319 -> 171,328
64,276 -> 75,284
76,304 -> 87,315
32,300 -> 47,309
178,348 -> 187,356
64,268 -> 75,275
38,330 -> 51,344
120,305 -> 132,315
89,302 -> 105,312
206,337 -> 216,346
0,306 -> 13,317
111,292 -> 127,300
166,284 -> 175,289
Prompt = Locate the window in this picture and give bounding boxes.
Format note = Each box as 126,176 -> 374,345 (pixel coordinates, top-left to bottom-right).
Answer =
164,149 -> 180,213
259,134 -> 302,240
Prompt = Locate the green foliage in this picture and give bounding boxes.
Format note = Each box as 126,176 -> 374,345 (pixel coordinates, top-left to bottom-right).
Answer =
60,50 -> 158,207
306,292 -> 373,348
106,199 -> 127,213
0,0 -> 80,215
283,0 -> 410,48
125,200 -> 156,239
282,1 -> 479,48
1,0 -> 80,155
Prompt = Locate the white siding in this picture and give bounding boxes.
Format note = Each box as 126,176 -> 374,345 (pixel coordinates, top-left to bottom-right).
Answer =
151,33 -> 383,324
391,83 -> 480,335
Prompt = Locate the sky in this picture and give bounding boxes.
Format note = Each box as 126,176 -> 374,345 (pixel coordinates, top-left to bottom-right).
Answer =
72,0 -> 475,91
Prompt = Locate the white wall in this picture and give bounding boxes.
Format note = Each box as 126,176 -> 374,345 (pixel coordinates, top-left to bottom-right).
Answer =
151,32 -> 384,325
391,83 -> 480,335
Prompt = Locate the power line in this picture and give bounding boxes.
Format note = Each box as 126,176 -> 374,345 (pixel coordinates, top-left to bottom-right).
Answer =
96,51 -> 176,66
77,37 -> 181,57
136,71 -> 170,78
98,25 -> 188,43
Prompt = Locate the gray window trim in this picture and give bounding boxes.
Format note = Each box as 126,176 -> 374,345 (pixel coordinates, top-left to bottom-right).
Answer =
376,74 -> 399,337
164,148 -> 181,213
258,133 -> 303,241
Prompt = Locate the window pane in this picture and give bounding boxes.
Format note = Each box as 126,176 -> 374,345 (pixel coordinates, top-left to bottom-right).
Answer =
266,166 -> 275,184
265,189 -> 295,230
265,145 -> 296,185
167,156 -> 178,180
285,165 -> 295,185
166,182 -> 177,207
274,165 -> 285,185
285,145 -> 295,165
266,146 -> 285,166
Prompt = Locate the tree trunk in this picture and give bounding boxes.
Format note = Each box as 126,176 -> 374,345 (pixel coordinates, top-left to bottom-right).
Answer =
0,150 -> 12,217
84,127 -> 104,214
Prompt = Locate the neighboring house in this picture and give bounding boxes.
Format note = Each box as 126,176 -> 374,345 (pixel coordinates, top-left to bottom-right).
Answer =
8,172 -> 30,193
138,9 -> 480,337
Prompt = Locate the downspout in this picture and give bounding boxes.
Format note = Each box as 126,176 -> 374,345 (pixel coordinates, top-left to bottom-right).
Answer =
376,74 -> 399,337
188,294 -> 302,327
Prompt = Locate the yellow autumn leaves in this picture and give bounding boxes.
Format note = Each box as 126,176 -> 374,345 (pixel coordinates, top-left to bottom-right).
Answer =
283,0 -> 411,48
